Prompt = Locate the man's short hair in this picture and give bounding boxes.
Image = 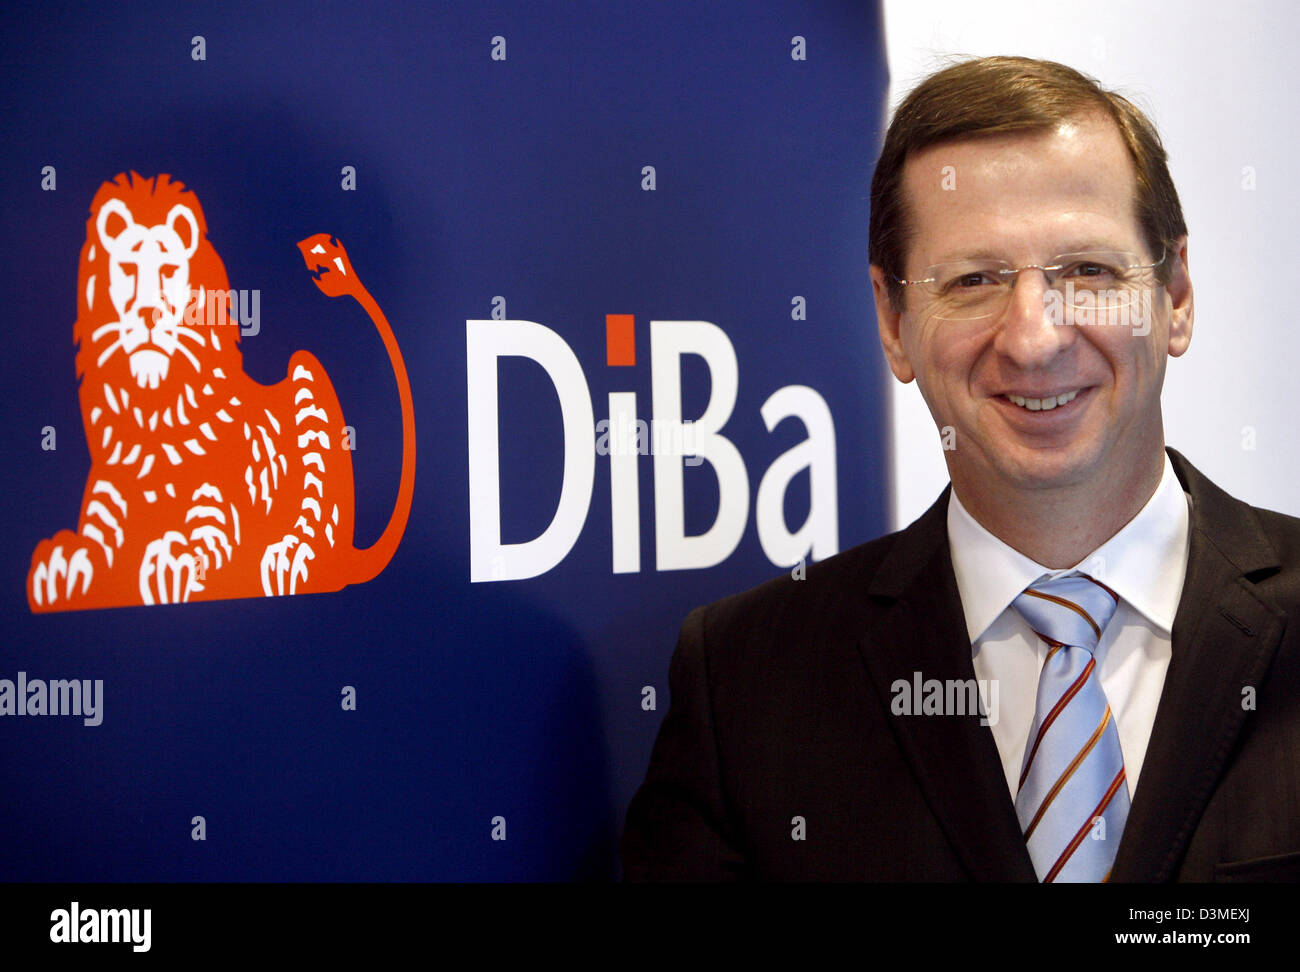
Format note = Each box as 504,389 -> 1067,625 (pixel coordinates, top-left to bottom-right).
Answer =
869,55 -> 1187,312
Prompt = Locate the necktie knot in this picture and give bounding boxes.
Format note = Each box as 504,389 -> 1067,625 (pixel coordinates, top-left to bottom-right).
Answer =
1012,572 -> 1119,654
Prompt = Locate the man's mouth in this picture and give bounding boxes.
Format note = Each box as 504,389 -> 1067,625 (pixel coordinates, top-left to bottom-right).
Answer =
1003,389 -> 1081,411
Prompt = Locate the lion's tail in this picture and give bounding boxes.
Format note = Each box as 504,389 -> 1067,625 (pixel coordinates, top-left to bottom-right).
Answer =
350,285 -> 416,585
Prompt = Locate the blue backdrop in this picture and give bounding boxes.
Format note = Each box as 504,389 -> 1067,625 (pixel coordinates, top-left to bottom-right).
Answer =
0,0 -> 889,879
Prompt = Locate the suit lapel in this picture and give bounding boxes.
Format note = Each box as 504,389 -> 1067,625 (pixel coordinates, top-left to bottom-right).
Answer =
1110,449 -> 1287,881
857,488 -> 1037,881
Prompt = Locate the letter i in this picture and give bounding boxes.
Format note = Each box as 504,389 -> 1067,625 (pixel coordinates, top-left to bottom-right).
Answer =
607,314 -> 639,573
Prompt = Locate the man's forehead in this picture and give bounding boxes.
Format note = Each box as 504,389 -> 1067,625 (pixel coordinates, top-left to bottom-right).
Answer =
908,115 -> 1130,187
901,114 -> 1141,259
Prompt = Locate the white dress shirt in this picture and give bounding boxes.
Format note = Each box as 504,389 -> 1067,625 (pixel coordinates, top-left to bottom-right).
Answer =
948,451 -> 1191,803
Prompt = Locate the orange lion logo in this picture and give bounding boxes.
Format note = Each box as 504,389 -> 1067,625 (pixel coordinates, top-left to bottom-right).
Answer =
28,172 -> 415,611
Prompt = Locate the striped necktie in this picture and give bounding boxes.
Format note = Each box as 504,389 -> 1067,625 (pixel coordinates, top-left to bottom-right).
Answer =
1011,573 -> 1129,882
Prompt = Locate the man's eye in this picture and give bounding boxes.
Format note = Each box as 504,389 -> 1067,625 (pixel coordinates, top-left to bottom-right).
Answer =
160,264 -> 178,280
118,262 -> 136,275
947,272 -> 996,290
1063,262 -> 1118,279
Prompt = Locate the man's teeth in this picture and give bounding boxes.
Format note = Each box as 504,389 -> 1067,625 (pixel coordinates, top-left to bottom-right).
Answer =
1006,390 -> 1080,411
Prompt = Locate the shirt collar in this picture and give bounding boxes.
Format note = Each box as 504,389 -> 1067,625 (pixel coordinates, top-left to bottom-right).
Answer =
947,451 -> 1191,644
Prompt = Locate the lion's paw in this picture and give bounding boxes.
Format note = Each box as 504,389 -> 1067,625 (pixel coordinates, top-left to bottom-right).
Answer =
139,531 -> 206,605
29,530 -> 97,611
260,534 -> 315,596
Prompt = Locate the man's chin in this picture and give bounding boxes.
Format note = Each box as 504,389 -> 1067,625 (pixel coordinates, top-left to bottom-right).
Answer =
972,441 -> 1106,493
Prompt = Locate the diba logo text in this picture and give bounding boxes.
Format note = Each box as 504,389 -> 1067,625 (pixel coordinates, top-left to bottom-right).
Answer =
467,319 -> 837,581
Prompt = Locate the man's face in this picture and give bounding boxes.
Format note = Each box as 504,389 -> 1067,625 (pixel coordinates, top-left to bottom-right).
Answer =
871,113 -> 1193,499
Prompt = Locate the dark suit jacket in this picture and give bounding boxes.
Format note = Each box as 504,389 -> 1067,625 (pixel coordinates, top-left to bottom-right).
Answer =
621,448 -> 1300,881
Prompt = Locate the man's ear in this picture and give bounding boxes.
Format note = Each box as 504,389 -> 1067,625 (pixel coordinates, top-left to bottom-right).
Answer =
871,264 -> 915,382
1164,235 -> 1193,357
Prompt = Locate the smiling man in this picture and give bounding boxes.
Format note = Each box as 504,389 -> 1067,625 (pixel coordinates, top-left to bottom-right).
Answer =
878,111 -> 1190,571
622,56 -> 1300,882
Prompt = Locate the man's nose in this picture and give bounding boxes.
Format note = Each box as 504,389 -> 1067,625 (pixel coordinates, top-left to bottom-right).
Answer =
992,269 -> 1073,368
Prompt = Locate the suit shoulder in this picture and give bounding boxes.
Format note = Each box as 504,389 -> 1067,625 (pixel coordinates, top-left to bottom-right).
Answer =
683,529 -> 905,652
1249,505 -> 1300,566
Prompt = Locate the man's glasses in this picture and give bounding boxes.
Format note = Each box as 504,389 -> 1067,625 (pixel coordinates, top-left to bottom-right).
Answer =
893,248 -> 1167,322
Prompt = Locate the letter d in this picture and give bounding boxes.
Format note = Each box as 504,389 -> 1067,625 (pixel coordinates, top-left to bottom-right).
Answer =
467,320 -> 594,581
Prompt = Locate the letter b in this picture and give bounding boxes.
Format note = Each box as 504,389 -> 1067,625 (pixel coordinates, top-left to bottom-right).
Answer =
651,321 -> 749,571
